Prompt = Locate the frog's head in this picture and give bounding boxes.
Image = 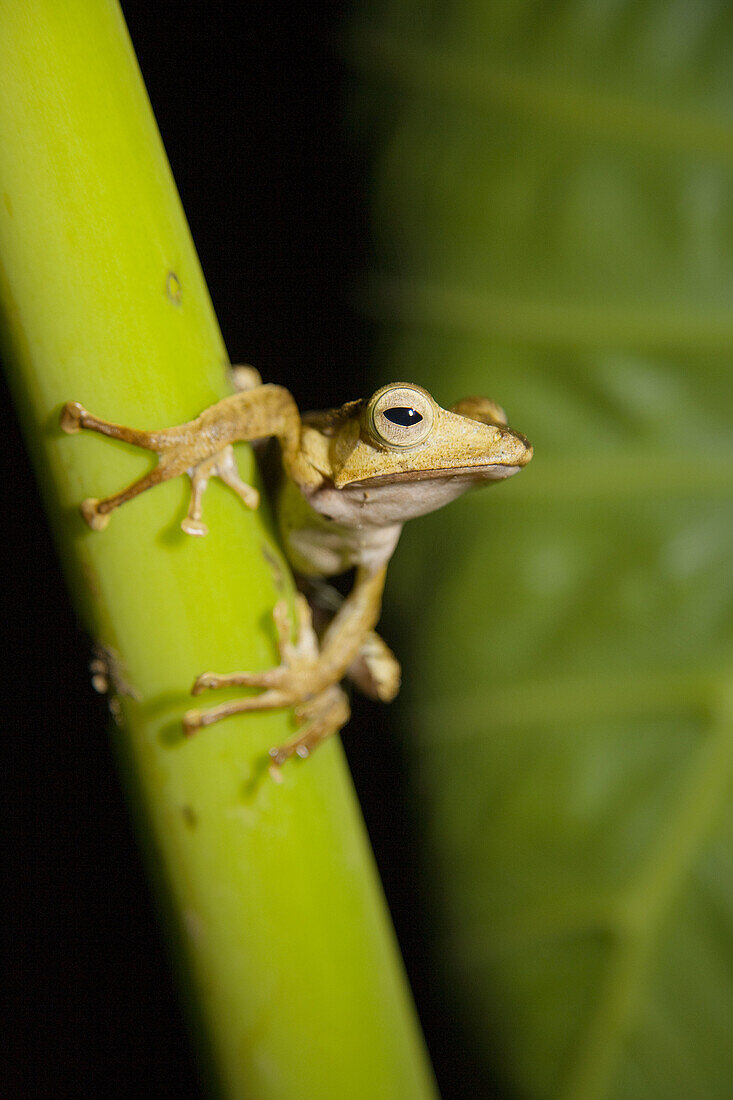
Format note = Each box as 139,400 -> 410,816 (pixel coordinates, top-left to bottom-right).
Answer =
322,382 -> 532,490
299,382 -> 531,524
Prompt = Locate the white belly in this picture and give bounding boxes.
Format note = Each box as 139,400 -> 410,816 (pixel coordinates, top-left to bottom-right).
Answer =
277,472 -> 484,577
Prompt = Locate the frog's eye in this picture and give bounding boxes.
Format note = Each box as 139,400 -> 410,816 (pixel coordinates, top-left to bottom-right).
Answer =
367,384 -> 435,449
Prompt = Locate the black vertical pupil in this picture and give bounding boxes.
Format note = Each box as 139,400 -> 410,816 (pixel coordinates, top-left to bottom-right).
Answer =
384,406 -> 423,427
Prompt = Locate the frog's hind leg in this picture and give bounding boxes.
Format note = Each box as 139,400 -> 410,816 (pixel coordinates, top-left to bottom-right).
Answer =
184,594 -> 350,772
347,631 -> 401,703
295,578 -> 400,703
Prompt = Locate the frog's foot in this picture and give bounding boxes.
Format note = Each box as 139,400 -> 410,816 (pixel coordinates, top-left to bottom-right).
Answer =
268,685 -> 351,779
61,401 -> 168,528
183,595 -> 346,772
60,401 -> 258,534
190,595 -> 319,699
187,595 -> 323,707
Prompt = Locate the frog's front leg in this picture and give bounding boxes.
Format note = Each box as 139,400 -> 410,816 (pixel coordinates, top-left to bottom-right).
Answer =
60,379 -> 304,534
181,446 -> 259,537
185,565 -> 388,765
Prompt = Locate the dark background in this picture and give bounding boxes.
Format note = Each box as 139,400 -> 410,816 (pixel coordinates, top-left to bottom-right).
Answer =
2,4 -> 479,1097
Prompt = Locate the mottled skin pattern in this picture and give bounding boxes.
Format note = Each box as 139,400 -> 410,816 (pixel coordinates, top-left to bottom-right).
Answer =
61,367 -> 531,774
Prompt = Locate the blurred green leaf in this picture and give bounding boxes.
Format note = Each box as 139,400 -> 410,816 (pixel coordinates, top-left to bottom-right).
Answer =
349,1 -> 733,1096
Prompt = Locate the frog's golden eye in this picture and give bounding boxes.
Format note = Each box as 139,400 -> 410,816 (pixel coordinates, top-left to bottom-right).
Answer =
366,383 -> 435,449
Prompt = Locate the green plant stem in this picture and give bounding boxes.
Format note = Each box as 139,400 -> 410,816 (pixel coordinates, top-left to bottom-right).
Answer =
0,3 -> 435,1096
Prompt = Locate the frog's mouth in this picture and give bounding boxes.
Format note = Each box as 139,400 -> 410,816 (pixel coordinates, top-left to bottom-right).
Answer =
345,462 -> 525,489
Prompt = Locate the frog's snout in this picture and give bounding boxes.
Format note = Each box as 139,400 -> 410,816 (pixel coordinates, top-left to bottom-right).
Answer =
452,396 -> 532,470
513,431 -> 533,466
497,426 -> 532,469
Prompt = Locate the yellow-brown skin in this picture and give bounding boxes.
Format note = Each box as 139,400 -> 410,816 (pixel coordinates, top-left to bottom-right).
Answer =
61,367 -> 531,773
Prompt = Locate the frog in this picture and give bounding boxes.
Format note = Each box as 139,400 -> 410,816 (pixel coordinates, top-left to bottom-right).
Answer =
60,366 -> 532,773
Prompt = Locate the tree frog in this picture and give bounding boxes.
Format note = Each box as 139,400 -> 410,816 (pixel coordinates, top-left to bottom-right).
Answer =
61,368 -> 531,772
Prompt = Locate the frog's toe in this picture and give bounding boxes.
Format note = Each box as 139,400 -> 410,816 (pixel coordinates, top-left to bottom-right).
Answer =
181,516 -> 208,537
182,708 -> 203,736
60,401 -> 86,433
191,672 -> 219,695
80,498 -> 110,531
268,735 -> 317,768
192,668 -> 279,694
267,731 -> 318,768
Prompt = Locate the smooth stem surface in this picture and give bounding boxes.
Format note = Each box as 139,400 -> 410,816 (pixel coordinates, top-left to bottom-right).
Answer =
0,3 -> 435,1097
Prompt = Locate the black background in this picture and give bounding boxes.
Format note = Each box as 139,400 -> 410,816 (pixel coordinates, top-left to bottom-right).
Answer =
2,4 -> 487,1097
